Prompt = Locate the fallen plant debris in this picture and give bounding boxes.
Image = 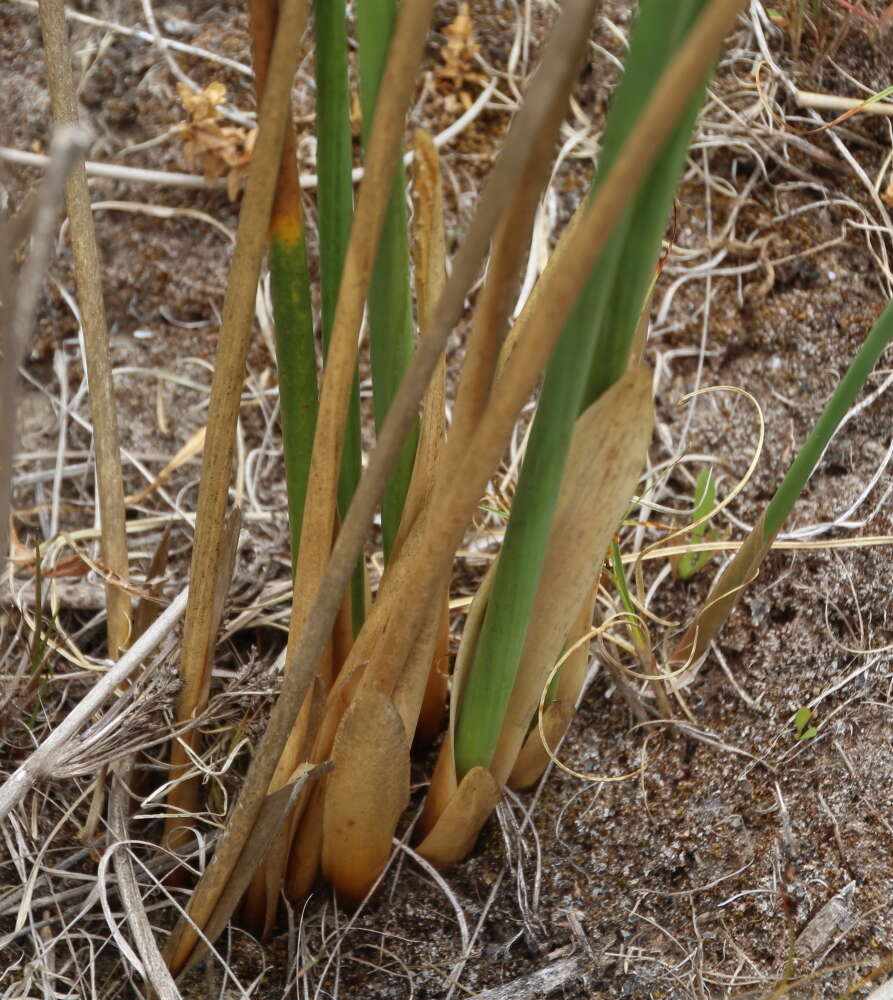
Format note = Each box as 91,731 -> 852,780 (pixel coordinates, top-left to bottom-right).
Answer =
176,81 -> 257,200
436,3 -> 487,112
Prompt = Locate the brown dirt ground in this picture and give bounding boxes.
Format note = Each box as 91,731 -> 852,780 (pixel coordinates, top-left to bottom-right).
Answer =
2,2 -> 893,998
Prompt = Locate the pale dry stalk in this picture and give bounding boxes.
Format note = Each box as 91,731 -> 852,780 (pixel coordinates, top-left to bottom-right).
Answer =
37,0 -> 131,656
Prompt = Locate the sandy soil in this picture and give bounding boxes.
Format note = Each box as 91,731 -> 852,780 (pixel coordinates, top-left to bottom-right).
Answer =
2,2 -> 893,998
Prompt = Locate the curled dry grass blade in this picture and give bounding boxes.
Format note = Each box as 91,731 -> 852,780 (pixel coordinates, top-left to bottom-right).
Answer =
37,0 -> 131,657
671,297 -> 893,672
507,588 -> 597,791
162,0 -> 310,856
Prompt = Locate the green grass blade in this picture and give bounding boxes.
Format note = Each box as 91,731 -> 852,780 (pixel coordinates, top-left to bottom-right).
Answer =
676,468 -> 717,579
356,0 -> 418,562
248,0 -> 319,574
672,297 -> 893,668
314,0 -> 365,629
269,224 -> 317,571
611,537 -> 649,655
454,0 -> 712,777
584,0 -> 706,402
764,299 -> 893,539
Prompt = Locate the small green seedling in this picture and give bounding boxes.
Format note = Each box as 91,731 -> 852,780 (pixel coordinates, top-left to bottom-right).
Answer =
478,503 -> 510,520
793,706 -> 818,741
610,538 -> 650,662
674,467 -> 725,581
